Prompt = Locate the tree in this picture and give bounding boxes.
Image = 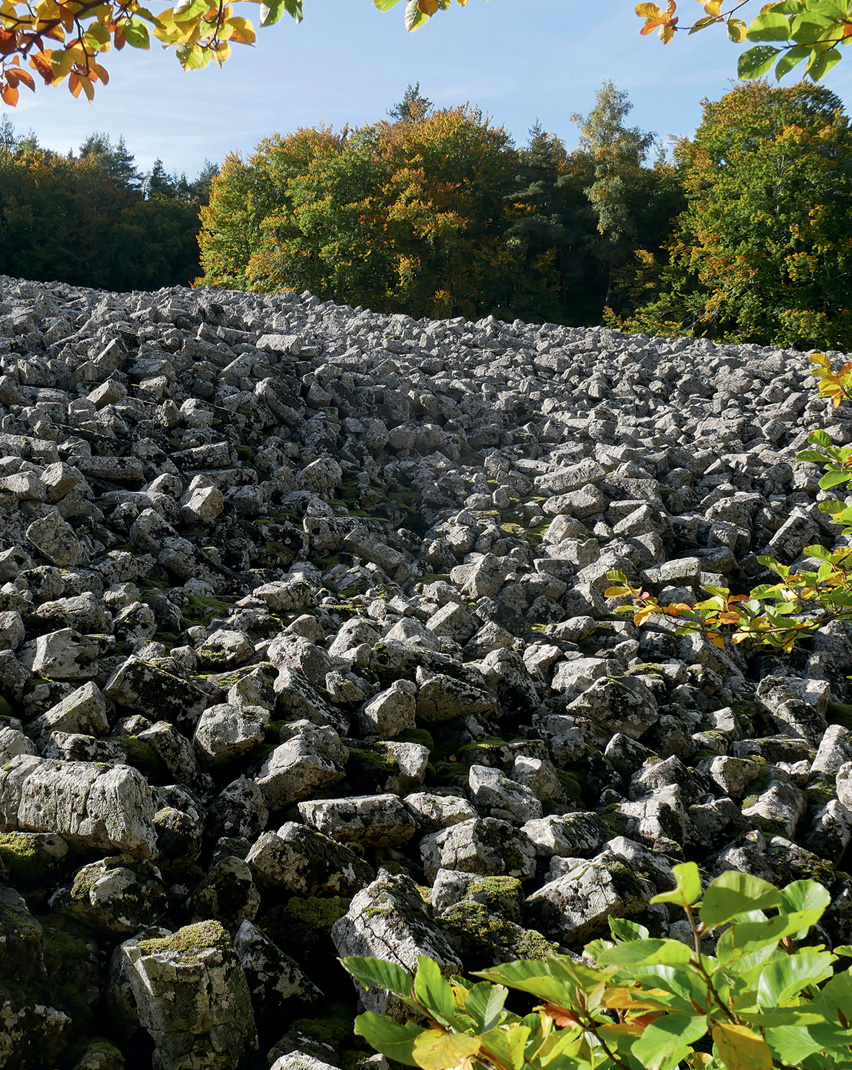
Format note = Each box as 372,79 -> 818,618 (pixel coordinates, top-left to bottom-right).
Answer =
572,81 -> 656,307
623,81 -> 852,351
196,126 -> 344,291
0,131 -> 210,289
79,132 -> 141,191
198,106 -> 519,320
573,82 -> 655,246
0,1 -> 848,110
503,123 -> 597,323
146,158 -> 174,198
388,82 -> 433,124
0,112 -> 17,152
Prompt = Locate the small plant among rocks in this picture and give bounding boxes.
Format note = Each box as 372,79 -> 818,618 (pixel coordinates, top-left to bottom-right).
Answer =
344,864 -> 852,1070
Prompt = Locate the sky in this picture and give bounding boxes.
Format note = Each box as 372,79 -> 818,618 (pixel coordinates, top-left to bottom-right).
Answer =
7,0 -> 852,179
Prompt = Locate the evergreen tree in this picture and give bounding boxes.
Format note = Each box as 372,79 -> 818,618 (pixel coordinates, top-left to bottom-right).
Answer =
190,161 -> 220,202
388,82 -> 433,124
146,158 -> 175,197
505,122 -> 596,322
79,133 -> 141,192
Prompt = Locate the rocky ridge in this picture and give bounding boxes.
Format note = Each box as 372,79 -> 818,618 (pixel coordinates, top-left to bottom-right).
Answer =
2,275 -> 852,1070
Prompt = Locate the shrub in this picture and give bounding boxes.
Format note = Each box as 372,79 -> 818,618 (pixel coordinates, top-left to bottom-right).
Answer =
343,863 -> 852,1069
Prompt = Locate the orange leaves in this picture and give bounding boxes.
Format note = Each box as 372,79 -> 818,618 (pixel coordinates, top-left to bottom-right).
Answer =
5,61 -> 32,88
0,0 -> 266,101
636,1 -> 678,42
2,54 -> 33,104
0,49 -> 33,102
30,49 -> 54,81
68,69 -> 93,99
542,1004 -> 582,1028
0,29 -> 18,56
226,15 -> 253,43
809,351 -> 852,407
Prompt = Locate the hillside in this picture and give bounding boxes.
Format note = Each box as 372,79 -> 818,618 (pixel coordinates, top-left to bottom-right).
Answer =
1,275 -> 851,1070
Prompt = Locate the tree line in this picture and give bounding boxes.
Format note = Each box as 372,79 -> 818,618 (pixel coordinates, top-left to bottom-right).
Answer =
197,80 -> 852,352
0,121 -> 217,291
197,82 -> 683,328
4,77 -> 851,353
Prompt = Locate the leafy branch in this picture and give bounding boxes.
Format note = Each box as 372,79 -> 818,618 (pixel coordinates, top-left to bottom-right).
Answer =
636,0 -> 852,82
0,0 -> 480,102
345,865 -> 852,1070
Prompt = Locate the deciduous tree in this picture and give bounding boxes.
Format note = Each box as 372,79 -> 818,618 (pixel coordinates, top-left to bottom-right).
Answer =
0,118 -> 210,289
572,81 -> 660,309
622,81 -> 852,351
198,107 -> 519,320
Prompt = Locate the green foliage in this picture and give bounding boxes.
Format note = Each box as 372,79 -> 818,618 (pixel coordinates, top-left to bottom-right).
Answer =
388,82 -> 434,124
198,98 -> 676,325
344,864 -> 852,1070
1,0 -> 847,108
0,120 -> 212,289
637,1 -> 852,83
503,123 -> 597,323
607,353 -> 852,653
570,81 -> 679,314
616,81 -> 852,351
572,81 -> 655,245
0,0 -> 480,105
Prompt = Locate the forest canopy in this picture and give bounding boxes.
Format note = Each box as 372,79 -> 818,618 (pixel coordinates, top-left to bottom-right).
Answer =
195,78 -> 852,351
4,78 -> 851,354
0,121 -> 216,290
614,81 -> 852,352
195,84 -> 680,327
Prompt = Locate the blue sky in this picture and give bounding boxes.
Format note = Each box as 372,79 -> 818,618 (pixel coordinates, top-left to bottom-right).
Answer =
7,0 -> 852,179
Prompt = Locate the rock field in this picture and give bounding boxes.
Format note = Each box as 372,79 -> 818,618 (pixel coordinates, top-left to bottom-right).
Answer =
3,274 -> 852,1070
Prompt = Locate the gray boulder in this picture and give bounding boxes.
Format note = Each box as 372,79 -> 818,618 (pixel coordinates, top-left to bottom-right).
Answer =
0,755 -> 157,858
246,821 -> 373,896
114,920 -> 257,1070
331,870 -> 461,1016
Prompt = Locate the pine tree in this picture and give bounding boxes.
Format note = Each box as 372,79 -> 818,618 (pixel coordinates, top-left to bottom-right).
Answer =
147,159 -> 175,197
388,83 -> 433,124
505,122 -> 595,321
79,133 -> 141,192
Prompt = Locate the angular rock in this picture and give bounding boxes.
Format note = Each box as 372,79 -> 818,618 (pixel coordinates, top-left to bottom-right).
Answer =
420,817 -> 536,882
525,855 -> 654,944
28,681 -> 109,741
297,793 -> 417,848
115,920 -> 257,1070
247,821 -> 373,896
331,870 -> 461,1016
254,721 -> 347,810
0,754 -> 158,858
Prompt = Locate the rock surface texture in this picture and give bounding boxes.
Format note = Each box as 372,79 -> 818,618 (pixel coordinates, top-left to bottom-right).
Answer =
2,274 -> 852,1068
